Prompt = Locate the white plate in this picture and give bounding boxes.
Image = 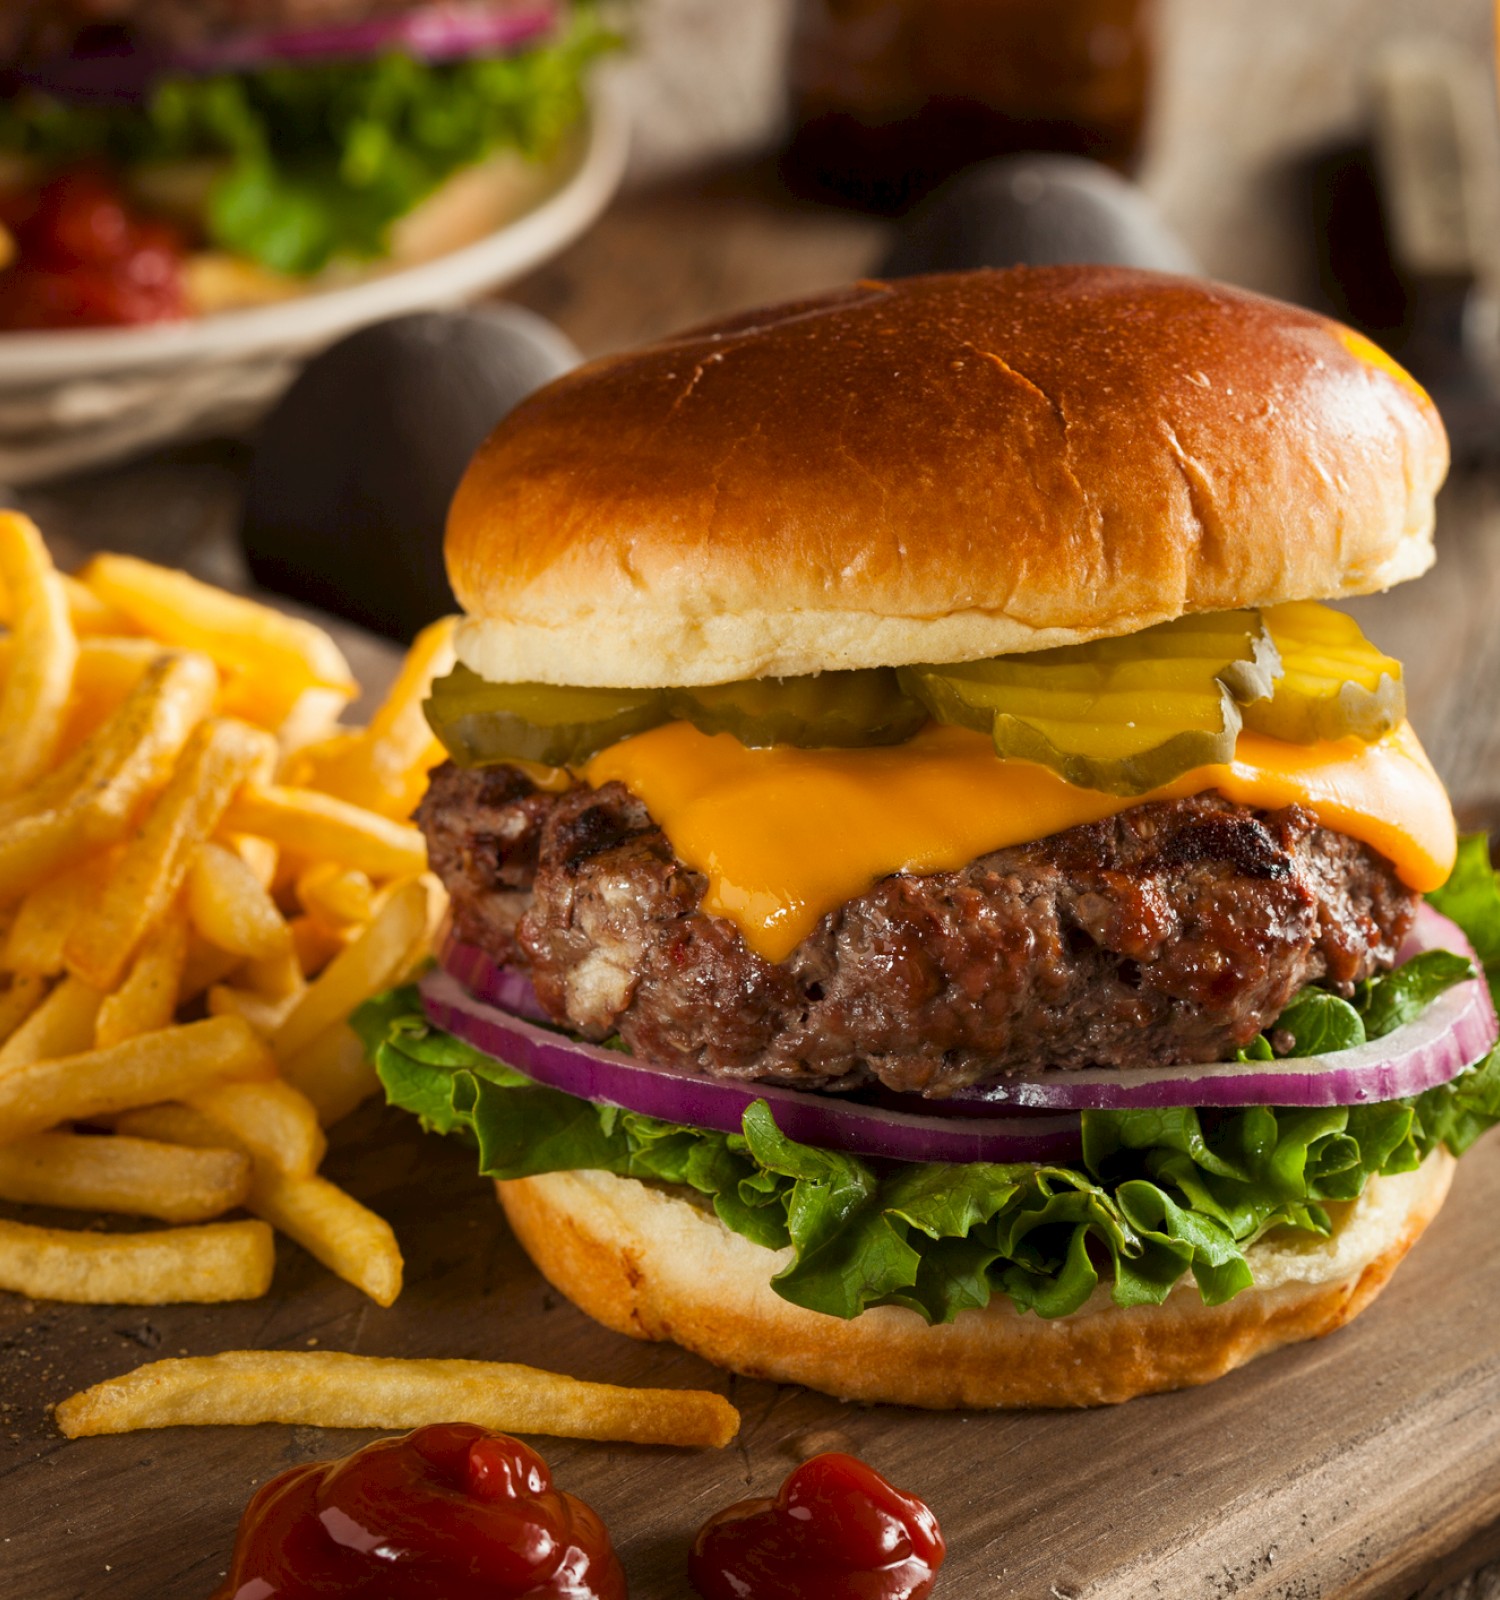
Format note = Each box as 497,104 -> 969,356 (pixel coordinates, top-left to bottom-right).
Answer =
0,87 -> 628,484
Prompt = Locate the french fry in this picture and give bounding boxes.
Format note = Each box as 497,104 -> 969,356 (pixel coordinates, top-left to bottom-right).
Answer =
289,616 -> 455,818
0,976 -> 105,1072
223,785 -> 427,881
296,862 -> 374,930
0,1218 -> 273,1304
0,636 -> 167,758
58,573 -> 136,637
3,852 -> 107,976
279,1022 -> 380,1127
271,878 -> 427,1061
224,833 -> 277,890
0,1014 -> 273,1145
65,718 -> 275,991
249,1169 -> 401,1305
178,933 -> 243,1006
0,1132 -> 250,1222
111,1098 -> 388,1300
0,649 -> 218,831
0,512 -> 77,797
262,684 -> 349,754
207,983 -> 301,1036
0,972 -> 45,1043
287,915 -> 348,979
54,1351 -> 742,1446
55,637 -> 168,757
112,1102 -> 220,1148
187,841 -> 292,962
0,653 -> 218,903
95,905 -> 189,1049
185,1078 -> 326,1176
78,554 -> 356,719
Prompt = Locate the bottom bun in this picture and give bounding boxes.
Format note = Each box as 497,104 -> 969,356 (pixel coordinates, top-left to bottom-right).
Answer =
497,1149 -> 1454,1409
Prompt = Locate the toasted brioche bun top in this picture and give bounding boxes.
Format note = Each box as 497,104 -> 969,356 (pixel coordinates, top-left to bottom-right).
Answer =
448,267 -> 1448,688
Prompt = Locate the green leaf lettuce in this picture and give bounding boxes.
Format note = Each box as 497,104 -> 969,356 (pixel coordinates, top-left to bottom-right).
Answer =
360,987 -> 1500,1327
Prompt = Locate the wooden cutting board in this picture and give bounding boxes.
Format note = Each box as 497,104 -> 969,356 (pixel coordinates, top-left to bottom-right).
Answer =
5,1094 -> 1500,1600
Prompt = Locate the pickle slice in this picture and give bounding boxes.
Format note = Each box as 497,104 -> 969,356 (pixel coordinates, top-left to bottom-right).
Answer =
899,611 -> 1281,795
670,669 -> 927,749
1244,601 -> 1405,744
425,665 -> 667,767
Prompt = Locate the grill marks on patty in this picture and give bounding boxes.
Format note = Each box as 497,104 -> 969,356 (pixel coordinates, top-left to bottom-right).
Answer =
418,762 -> 1419,1097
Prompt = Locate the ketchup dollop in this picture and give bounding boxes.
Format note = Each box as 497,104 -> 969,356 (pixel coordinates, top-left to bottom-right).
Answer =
0,167 -> 188,331
211,1422 -> 627,1600
689,1451 -> 945,1600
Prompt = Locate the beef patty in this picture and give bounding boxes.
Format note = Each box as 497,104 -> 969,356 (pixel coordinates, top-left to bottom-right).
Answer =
418,761 -> 1418,1097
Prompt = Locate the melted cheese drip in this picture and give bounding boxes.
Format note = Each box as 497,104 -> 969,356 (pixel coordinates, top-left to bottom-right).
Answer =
584,721 -> 1456,964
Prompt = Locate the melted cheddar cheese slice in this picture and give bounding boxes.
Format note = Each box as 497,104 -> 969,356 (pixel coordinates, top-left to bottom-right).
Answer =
584,721 -> 1456,964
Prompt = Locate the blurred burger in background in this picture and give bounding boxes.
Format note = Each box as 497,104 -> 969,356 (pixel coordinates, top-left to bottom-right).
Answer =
0,0 -> 614,328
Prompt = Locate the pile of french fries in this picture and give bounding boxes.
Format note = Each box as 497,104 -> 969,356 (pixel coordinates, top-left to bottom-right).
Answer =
0,512 -> 455,1310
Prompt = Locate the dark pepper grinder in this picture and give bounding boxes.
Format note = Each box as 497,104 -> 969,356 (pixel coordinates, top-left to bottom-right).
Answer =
781,0 -> 1158,215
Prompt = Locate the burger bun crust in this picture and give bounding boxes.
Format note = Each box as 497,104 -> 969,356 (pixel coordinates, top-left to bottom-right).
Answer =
449,268 -> 1448,688
497,1150 -> 1453,1409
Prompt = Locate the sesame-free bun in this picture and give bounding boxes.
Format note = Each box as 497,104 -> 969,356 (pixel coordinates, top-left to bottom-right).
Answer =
448,267 -> 1448,689
496,1149 -> 1452,1409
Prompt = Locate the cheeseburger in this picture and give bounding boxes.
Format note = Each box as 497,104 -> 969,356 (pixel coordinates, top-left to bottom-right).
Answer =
362,267 -> 1500,1409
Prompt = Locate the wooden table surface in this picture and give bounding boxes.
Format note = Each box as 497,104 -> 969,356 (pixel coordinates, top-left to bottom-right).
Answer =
6,1 -> 1500,1596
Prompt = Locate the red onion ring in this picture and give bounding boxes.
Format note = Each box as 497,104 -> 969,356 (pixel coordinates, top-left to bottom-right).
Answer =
181,2 -> 559,71
437,903 -> 1495,1125
418,967 -> 1088,1167
14,3 -> 558,100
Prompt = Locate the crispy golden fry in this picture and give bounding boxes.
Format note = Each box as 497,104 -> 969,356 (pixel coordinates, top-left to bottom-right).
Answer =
59,573 -> 136,636
188,840 -> 291,962
0,572 -> 135,638
177,933 -> 243,1006
223,785 -> 427,881
55,1351 -> 741,1445
249,1169 -> 401,1305
261,685 -> 350,754
112,1102 -> 218,1147
0,636 -> 167,758
279,1023 -> 379,1127
1,1218 -> 273,1305
95,905 -> 189,1049
0,1014 -> 273,1144
3,852 -> 108,976
0,975 -> 104,1071
289,616 -> 455,818
0,1132 -> 250,1222
0,513 -> 77,798
216,944 -> 307,1035
0,653 -> 218,904
56,638 -> 168,757
110,1099 -> 389,1300
296,862 -> 374,930
207,983 -> 300,1036
0,972 -> 45,1043
79,554 -> 355,718
272,878 -> 427,1061
65,718 -> 275,991
185,1078 -> 326,1176
223,833 -> 277,890
287,915 -> 348,979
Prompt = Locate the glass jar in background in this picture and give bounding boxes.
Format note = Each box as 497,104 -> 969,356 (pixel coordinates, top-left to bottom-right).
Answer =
782,0 -> 1157,212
